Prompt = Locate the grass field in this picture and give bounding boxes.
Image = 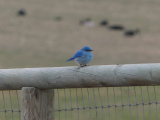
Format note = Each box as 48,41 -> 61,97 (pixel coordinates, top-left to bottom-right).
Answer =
0,0 -> 160,68
0,0 -> 160,119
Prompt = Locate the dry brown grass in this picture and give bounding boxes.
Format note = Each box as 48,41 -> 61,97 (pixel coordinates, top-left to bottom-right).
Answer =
1,1 -> 160,119
0,0 -> 160,69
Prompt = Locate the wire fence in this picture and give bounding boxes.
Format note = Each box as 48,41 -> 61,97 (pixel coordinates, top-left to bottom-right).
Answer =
0,86 -> 160,120
0,90 -> 21,120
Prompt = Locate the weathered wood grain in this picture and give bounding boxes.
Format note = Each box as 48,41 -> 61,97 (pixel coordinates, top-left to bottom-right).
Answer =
0,64 -> 160,90
21,87 -> 54,120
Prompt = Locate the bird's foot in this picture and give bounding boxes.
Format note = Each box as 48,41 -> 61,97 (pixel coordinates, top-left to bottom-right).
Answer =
77,64 -> 87,69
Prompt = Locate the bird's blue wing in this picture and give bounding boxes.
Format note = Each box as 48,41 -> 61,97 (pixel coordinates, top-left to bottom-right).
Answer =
66,50 -> 83,61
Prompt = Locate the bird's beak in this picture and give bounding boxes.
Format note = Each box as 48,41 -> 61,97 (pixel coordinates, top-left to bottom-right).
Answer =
90,50 -> 93,51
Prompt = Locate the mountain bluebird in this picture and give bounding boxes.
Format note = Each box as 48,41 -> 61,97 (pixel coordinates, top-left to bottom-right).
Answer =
66,46 -> 93,67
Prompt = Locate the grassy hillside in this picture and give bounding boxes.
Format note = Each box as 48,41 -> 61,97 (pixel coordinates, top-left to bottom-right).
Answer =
0,0 -> 160,68
0,0 -> 160,119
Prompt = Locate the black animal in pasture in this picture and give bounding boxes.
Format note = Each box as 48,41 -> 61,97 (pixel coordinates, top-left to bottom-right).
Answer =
108,25 -> 125,30
124,29 -> 140,37
54,16 -> 63,21
17,8 -> 26,16
100,20 -> 108,26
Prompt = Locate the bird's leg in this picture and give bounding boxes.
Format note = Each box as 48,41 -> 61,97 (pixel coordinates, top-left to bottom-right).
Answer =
77,64 -> 82,69
78,64 -> 88,69
81,64 -> 87,67
77,64 -> 87,69
77,65 -> 82,69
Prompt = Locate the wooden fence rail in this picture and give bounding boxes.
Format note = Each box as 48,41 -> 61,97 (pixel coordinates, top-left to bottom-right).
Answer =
0,63 -> 160,90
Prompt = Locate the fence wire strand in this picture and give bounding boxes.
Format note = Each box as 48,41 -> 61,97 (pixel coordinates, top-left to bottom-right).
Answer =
120,87 -> 124,120
154,86 -> 158,120
0,86 -> 160,119
107,87 -> 111,120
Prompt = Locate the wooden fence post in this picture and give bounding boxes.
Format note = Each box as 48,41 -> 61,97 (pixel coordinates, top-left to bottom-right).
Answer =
21,87 -> 54,120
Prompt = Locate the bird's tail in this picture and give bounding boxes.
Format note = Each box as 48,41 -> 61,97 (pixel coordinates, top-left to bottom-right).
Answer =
66,58 -> 75,61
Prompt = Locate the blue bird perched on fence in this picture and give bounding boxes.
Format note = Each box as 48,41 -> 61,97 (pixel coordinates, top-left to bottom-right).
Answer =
66,46 -> 93,67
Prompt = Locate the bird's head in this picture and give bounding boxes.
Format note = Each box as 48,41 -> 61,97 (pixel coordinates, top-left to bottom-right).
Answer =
81,46 -> 93,52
